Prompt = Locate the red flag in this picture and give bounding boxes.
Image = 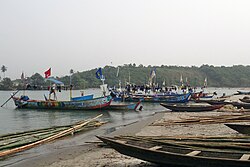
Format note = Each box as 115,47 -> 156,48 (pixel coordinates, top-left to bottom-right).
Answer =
44,68 -> 51,79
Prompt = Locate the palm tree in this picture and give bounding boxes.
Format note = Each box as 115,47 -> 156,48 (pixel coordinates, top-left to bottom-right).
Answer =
1,65 -> 7,78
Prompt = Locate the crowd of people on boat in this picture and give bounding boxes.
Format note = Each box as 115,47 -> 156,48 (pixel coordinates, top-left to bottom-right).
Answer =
109,82 -> 218,101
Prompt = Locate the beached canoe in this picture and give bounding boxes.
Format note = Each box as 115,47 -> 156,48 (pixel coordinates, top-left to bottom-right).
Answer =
160,103 -> 224,112
225,124 -> 250,135
195,99 -> 228,105
239,97 -> 250,103
97,136 -> 250,167
12,95 -> 112,110
229,102 -> 250,109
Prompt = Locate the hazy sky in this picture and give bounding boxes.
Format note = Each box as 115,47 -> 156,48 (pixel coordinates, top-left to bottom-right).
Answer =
1,0 -> 250,79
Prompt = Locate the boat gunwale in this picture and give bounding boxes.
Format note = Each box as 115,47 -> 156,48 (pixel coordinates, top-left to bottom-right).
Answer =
97,136 -> 250,166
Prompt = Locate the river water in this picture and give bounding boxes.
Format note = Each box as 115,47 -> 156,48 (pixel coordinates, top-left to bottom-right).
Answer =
0,88 -> 165,135
0,87 -> 248,166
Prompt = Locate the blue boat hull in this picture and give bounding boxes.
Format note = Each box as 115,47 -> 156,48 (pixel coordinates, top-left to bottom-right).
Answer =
125,93 -> 191,103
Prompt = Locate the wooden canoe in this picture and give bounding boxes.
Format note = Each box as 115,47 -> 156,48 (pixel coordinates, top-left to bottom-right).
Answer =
236,91 -> 250,95
160,103 -> 224,112
125,93 -> 191,103
239,97 -> 250,103
229,102 -> 250,109
70,94 -> 94,101
97,136 -> 250,167
194,99 -> 228,105
104,101 -> 141,111
225,124 -> 250,135
12,95 -> 112,110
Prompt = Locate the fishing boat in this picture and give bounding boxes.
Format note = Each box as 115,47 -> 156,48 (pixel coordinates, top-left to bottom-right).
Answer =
239,97 -> 250,103
124,92 -> 191,103
12,95 -> 112,110
104,101 -> 141,111
194,99 -> 228,105
225,124 -> 250,135
229,102 -> 250,109
236,90 -> 250,95
160,103 -> 224,112
191,92 -> 216,100
71,94 -> 94,101
97,136 -> 250,167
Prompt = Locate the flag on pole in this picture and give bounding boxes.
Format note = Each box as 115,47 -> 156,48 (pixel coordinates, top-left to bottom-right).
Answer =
96,68 -> 104,80
44,68 -> 51,79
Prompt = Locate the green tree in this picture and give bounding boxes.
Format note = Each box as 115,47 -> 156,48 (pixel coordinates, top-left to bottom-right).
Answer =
30,73 -> 46,88
0,77 -> 13,90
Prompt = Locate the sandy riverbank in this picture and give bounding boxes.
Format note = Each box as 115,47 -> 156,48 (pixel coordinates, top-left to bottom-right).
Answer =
6,108 -> 248,167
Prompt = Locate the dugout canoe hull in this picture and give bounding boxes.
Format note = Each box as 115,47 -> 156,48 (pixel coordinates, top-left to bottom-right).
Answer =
97,136 -> 250,167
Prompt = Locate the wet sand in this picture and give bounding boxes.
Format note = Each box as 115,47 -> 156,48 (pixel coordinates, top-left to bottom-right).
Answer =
4,107 -> 248,167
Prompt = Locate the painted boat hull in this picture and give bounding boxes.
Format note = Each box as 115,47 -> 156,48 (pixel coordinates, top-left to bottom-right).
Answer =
70,94 -> 94,101
191,92 -> 214,100
97,136 -> 250,167
225,124 -> 250,135
12,96 -> 112,110
125,93 -> 191,103
104,101 -> 141,110
160,103 -> 224,112
236,91 -> 250,95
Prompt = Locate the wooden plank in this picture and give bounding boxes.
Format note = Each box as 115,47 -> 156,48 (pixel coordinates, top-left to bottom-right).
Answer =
186,150 -> 201,156
240,154 -> 250,160
149,146 -> 162,150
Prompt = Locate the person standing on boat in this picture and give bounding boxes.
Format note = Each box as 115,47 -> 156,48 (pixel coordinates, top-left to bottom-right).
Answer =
49,83 -> 57,100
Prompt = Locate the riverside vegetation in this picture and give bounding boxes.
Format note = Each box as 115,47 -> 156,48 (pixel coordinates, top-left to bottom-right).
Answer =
1,64 -> 250,90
